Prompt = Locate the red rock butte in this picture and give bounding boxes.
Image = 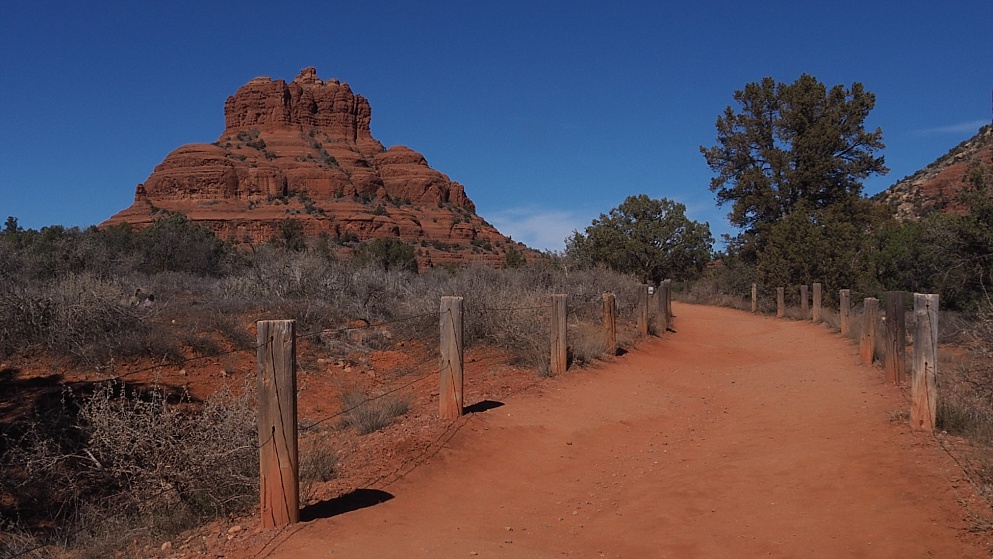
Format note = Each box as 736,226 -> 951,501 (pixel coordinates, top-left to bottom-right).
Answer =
103,67 -> 525,267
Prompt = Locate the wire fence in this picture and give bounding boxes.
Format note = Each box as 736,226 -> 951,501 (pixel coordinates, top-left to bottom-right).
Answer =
1,288 -> 655,559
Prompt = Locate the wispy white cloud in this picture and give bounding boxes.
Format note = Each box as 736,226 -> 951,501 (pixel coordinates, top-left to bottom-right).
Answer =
488,202 -> 735,254
911,119 -> 990,136
488,207 -> 590,253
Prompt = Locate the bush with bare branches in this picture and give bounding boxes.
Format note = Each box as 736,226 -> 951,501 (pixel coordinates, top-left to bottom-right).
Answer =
1,382 -> 257,557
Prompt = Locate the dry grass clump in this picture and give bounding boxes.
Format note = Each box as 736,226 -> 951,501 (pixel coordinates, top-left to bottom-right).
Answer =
339,389 -> 412,435
818,307 -> 841,332
938,307 -> 993,437
569,322 -> 608,367
926,306 -> 993,506
299,436 -> 339,503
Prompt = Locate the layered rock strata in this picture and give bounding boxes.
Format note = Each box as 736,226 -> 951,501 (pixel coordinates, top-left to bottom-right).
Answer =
104,67 -> 523,267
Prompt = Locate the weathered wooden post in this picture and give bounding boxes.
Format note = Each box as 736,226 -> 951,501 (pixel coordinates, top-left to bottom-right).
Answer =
751,283 -> 757,313
776,287 -> 785,318
663,279 -> 673,324
637,285 -> 650,336
603,292 -> 617,356
257,320 -> 299,528
884,291 -> 907,385
439,296 -> 464,419
839,289 -> 851,337
658,285 -> 670,334
912,294 -> 939,432
860,298 -> 879,365
800,284 -> 809,319
649,285 -> 661,336
812,283 -> 822,322
551,294 -> 568,375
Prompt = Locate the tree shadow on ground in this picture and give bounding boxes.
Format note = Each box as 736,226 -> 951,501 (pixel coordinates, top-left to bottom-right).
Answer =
1,367 -> 198,529
0,367 -> 194,427
301,488 -> 395,521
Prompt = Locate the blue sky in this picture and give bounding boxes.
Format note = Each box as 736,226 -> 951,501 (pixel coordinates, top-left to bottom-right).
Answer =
2,1 -> 991,251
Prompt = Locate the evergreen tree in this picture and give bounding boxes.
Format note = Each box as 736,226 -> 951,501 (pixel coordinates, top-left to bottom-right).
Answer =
566,194 -> 712,284
701,74 -> 888,260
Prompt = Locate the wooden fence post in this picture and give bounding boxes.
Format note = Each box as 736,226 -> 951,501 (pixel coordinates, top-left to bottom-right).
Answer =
603,292 -> 617,356
439,296 -> 464,419
860,298 -> 879,365
800,284 -> 809,319
637,285 -> 649,336
649,285 -> 661,336
257,319 -> 299,528
839,289 -> 851,337
884,291 -> 907,385
663,279 -> 673,325
551,294 -> 568,375
776,287 -> 785,318
812,283 -> 822,322
751,283 -> 757,313
912,294 -> 939,432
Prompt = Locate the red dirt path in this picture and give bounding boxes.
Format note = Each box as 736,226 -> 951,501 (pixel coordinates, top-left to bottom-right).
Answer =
244,303 -> 991,558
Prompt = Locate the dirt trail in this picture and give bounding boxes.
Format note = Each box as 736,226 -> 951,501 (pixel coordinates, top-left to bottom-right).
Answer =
255,303 -> 991,558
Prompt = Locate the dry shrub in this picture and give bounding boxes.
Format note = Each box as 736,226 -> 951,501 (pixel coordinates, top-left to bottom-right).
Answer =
929,306 -> 993,505
1,251 -> 646,555
0,381 -> 257,557
393,262 -> 641,375
819,307 -> 841,332
845,310 -> 862,343
938,307 -> 993,440
299,436 -> 339,503
0,274 -> 159,363
0,520 -> 47,559
340,389 -> 411,435
873,313 -> 890,364
679,278 -> 749,311
569,322 -> 608,367
784,306 -> 807,321
473,303 -> 552,375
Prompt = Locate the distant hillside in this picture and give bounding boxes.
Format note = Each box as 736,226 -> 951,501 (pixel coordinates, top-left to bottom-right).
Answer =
103,67 -> 528,268
873,123 -> 993,219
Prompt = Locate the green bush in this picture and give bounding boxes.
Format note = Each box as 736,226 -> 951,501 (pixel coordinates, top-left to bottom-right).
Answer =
355,238 -> 418,273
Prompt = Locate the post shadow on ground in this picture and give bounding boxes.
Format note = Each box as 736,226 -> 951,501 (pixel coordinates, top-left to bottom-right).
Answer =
463,400 -> 504,414
300,488 -> 395,521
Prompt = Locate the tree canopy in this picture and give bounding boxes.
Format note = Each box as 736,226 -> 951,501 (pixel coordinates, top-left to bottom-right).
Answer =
565,194 -> 713,284
701,74 -> 887,255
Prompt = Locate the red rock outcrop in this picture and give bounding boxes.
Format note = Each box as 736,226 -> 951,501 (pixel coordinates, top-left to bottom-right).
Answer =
875,124 -> 993,220
103,68 -> 525,267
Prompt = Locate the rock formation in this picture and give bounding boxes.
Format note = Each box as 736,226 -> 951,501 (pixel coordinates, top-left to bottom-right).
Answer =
874,124 -> 993,220
103,67 -> 524,267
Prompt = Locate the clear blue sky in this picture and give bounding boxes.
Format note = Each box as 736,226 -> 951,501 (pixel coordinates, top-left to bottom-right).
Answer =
2,1 -> 991,251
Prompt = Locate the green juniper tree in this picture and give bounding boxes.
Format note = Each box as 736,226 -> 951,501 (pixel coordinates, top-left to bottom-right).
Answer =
566,194 -> 713,284
701,74 -> 888,292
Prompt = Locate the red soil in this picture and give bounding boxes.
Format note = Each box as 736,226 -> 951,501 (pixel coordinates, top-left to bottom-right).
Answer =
163,302 -> 992,559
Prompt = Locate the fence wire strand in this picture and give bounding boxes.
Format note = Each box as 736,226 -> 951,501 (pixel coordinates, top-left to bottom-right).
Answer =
2,297 -> 612,559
